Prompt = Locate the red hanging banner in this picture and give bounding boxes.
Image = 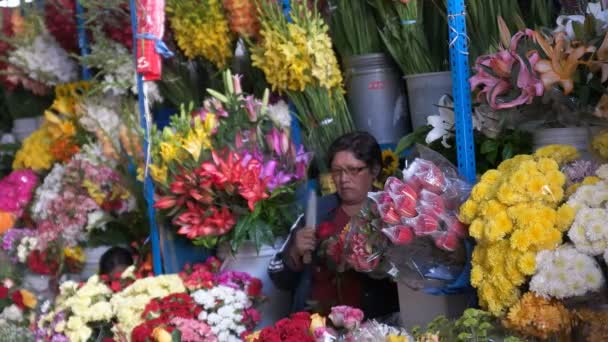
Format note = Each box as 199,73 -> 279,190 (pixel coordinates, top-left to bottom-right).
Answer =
136,0 -> 167,81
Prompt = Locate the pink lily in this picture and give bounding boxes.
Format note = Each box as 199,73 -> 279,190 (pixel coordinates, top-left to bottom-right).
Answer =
233,74 -> 243,95
470,29 -> 544,109
244,95 -> 258,122
266,127 -> 283,156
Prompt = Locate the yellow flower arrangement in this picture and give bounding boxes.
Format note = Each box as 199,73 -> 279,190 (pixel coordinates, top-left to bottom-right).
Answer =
150,113 -> 216,186
12,125 -> 55,171
13,83 -> 86,171
503,292 -> 572,340
166,0 -> 234,69
460,152 -> 574,316
251,0 -> 343,92
534,144 -> 580,166
592,131 -> 608,160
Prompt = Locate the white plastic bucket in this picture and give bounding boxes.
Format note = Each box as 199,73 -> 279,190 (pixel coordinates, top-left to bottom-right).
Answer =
533,126 -> 602,160
218,240 -> 291,328
80,245 -> 113,280
397,283 -> 469,329
405,71 -> 453,129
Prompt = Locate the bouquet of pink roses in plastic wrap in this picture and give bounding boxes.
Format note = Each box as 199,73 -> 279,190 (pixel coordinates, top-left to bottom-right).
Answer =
344,145 -> 472,290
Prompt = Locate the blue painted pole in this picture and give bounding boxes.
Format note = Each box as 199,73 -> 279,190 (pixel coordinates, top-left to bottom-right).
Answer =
447,0 -> 476,183
75,0 -> 91,80
128,0 -> 163,275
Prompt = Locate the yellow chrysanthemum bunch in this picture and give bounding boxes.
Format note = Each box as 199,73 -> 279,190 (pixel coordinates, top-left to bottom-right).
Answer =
167,0 -> 234,69
534,144 -> 580,166
251,1 -> 342,92
592,131 -> 608,160
460,150 -> 576,316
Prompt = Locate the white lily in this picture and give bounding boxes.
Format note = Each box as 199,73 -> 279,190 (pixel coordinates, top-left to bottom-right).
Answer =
555,2 -> 608,40
425,95 -> 455,148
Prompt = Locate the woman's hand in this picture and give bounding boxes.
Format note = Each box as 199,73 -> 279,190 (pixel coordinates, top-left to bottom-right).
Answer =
294,226 -> 316,258
287,226 -> 316,269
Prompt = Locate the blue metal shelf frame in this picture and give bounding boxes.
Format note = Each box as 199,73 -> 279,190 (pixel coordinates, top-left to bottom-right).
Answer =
447,0 -> 476,183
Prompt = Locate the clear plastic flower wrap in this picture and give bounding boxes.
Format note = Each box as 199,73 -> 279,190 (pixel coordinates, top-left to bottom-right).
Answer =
362,145 -> 472,290
340,203 -> 391,273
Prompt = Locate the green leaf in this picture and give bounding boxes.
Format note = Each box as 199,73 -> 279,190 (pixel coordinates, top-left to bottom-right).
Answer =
486,149 -> 498,165
480,140 -> 499,154
502,142 -> 514,160
171,328 -> 182,342
395,126 -> 431,155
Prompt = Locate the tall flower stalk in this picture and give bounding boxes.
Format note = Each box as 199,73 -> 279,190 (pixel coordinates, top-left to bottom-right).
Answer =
251,0 -> 354,170
329,0 -> 383,59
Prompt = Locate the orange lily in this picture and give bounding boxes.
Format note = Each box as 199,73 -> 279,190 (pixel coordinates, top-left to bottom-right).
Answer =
533,32 -> 596,95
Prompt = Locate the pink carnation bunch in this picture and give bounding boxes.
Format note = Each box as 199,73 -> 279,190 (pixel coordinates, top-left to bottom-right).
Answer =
0,169 -> 38,217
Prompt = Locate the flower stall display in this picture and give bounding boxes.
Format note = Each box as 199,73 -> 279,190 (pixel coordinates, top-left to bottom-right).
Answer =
35,257 -> 265,341
166,0 -> 235,69
43,0 -> 78,53
152,71 -> 311,250
459,145 -> 578,316
251,0 -> 354,170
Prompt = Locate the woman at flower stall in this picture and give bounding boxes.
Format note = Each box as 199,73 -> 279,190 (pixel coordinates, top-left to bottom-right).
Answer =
268,132 -> 399,318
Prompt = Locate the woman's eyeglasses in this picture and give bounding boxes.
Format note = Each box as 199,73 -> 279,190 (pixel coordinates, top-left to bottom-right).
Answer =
330,166 -> 368,178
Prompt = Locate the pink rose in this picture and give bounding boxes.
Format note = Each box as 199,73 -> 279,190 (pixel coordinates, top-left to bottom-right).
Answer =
329,306 -> 364,331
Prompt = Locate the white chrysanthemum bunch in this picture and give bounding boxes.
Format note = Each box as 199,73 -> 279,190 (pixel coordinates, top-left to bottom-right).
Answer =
30,164 -> 65,221
192,285 -> 251,342
39,276 -> 114,342
110,275 -> 185,338
567,164 -> 608,255
530,244 -> 604,299
8,34 -> 78,86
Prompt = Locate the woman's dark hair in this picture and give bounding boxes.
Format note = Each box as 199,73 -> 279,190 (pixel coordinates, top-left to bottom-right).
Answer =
328,131 -> 382,171
99,246 -> 134,275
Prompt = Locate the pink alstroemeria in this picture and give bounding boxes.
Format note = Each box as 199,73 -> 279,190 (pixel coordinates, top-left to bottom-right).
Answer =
261,160 -> 293,191
470,29 -> 544,109
294,145 -> 312,180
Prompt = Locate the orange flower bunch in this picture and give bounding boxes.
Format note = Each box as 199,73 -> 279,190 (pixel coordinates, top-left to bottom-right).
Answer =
49,137 -> 80,162
503,292 -> 573,340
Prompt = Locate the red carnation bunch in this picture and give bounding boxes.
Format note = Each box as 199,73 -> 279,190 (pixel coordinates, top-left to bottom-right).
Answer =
26,250 -> 59,276
131,293 -> 202,342
179,257 -> 222,291
253,312 -> 314,342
